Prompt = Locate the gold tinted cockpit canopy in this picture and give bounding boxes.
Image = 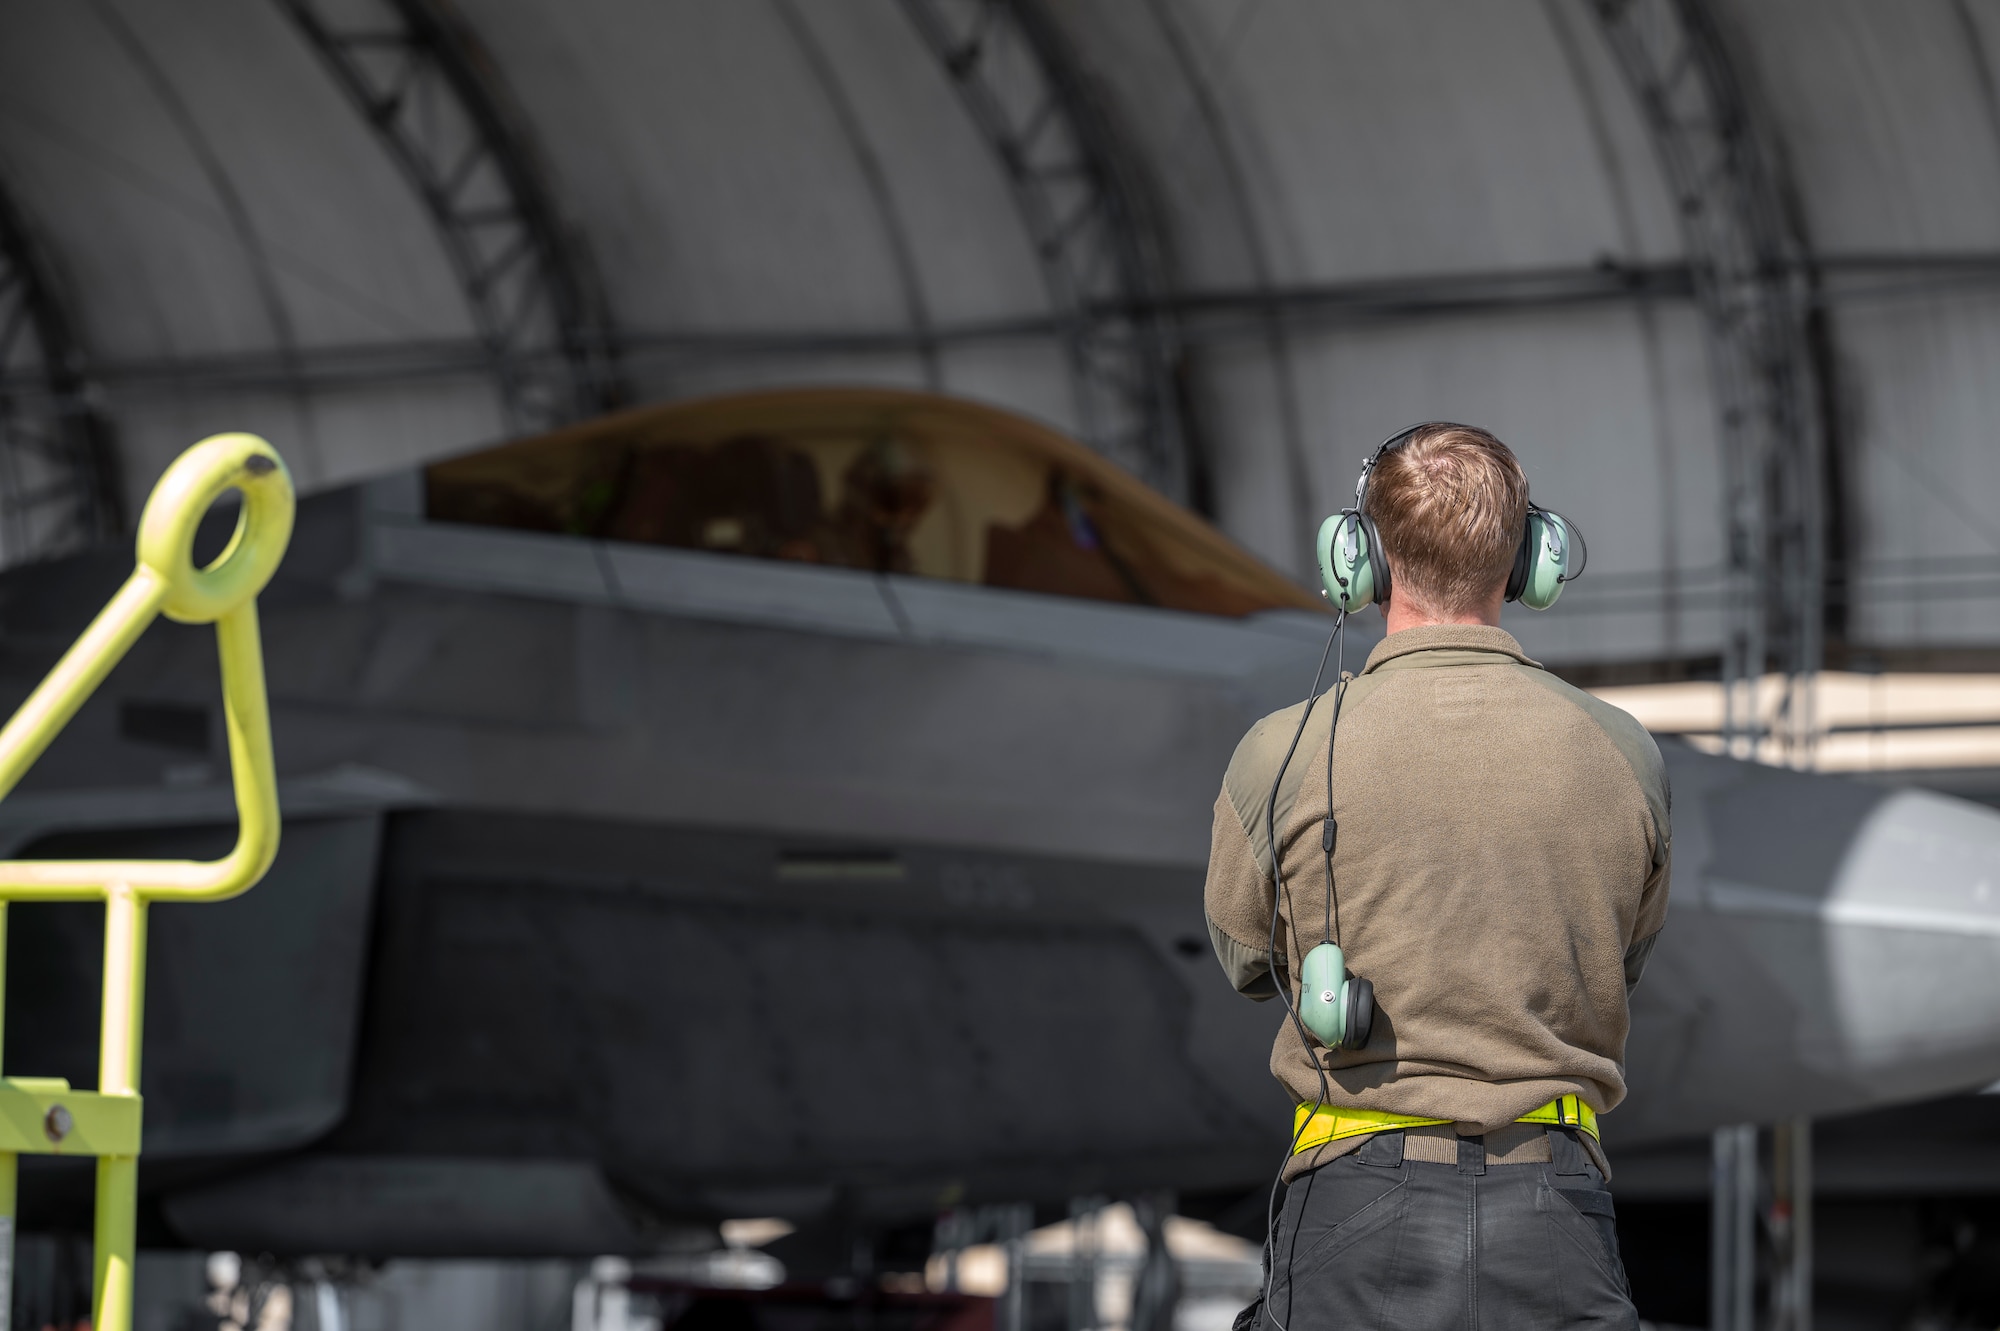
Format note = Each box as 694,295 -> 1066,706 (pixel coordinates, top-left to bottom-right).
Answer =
425,387 -> 1323,618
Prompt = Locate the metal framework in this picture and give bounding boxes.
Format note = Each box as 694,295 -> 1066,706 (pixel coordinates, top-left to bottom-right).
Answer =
0,179 -> 119,566
1590,0 -> 1829,764
275,0 -> 621,431
899,0 -> 1194,500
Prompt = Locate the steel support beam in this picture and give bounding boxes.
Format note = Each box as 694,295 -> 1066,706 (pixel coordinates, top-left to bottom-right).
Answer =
1771,1116 -> 1813,1331
275,0 -> 621,431
11,253 -> 1973,408
900,0 -> 1195,500
1710,1122 -> 1757,1331
0,177 -> 119,566
1591,0 -> 1830,764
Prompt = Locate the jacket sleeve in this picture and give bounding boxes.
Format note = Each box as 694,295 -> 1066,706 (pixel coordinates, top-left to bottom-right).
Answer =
1623,927 -> 1661,997
1626,775 -> 1673,995
1204,791 -> 1284,1001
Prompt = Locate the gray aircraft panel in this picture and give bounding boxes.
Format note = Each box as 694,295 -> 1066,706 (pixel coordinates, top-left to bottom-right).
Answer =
162,1156 -> 651,1257
363,503 -> 1335,685
1616,752 -> 2000,1144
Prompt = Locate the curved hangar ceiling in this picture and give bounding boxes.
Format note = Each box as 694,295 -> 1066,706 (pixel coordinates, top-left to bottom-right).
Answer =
4,1 -> 2000,671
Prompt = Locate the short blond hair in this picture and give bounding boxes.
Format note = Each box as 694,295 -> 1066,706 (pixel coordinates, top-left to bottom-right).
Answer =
1364,423 -> 1528,615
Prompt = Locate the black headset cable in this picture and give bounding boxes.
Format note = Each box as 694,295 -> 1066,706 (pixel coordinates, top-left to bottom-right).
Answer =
1256,612 -> 1344,1331
1322,612 -> 1353,948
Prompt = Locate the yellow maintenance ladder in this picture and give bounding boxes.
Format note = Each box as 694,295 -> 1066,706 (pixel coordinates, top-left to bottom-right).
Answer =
0,434 -> 293,1331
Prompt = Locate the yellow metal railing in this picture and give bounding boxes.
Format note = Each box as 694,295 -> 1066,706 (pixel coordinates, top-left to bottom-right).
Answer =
0,434 -> 292,1331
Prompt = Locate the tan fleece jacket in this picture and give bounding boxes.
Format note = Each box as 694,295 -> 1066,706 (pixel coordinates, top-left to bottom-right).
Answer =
1204,625 -> 1670,1178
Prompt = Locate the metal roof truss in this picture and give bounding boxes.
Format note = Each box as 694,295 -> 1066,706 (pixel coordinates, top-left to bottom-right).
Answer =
899,0 -> 1192,500
274,0 -> 621,431
1592,0 -> 1830,762
0,180 -> 118,566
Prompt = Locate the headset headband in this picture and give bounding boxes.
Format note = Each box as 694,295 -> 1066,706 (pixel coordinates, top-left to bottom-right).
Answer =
1352,419 -> 1496,511
1352,423 -> 1431,512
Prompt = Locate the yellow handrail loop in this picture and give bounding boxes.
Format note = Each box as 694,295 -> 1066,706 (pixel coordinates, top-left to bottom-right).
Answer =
0,433 -> 294,1331
139,433 -> 294,626
0,432 -> 293,902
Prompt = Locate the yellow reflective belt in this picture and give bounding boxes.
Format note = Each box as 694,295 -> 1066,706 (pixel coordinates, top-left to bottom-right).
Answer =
1514,1093 -> 1599,1141
1293,1093 -> 1598,1155
1291,1104 -> 1452,1154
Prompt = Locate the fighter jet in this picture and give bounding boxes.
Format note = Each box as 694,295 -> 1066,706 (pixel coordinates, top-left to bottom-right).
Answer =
2,388 -> 1996,1259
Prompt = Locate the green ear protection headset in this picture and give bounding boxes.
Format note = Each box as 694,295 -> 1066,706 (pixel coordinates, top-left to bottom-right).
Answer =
1313,422 -> 1587,615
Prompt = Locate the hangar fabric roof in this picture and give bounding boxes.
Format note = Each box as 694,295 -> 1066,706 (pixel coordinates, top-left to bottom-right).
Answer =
6,0 -> 2000,670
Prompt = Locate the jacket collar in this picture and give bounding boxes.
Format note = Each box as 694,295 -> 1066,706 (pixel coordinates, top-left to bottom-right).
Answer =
1360,623 -> 1541,674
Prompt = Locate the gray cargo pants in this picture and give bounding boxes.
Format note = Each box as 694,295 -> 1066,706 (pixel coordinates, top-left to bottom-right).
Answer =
1252,1127 -> 1638,1330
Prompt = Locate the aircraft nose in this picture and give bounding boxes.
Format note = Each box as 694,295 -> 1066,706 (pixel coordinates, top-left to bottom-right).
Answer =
1622,751 -> 2000,1138
1809,790 -> 2000,1077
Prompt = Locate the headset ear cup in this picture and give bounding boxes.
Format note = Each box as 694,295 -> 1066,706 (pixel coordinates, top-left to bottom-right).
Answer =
1318,512 -> 1375,612
1506,514 -> 1533,602
1515,510 -> 1574,611
1358,517 -> 1390,606
1344,977 -> 1375,1050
